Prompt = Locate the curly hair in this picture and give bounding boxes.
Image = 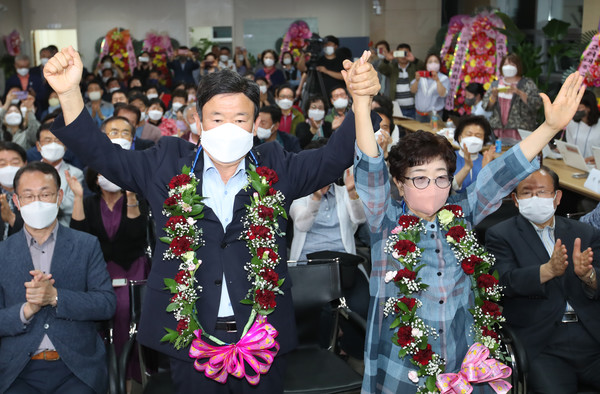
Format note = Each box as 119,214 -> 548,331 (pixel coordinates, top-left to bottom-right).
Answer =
388,131 -> 456,181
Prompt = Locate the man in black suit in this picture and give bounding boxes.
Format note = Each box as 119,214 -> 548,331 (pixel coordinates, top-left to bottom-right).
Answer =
5,54 -> 48,118
254,105 -> 301,153
486,166 -> 600,394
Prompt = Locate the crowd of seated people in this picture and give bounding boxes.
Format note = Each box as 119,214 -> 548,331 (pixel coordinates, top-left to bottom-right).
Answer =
0,35 -> 599,394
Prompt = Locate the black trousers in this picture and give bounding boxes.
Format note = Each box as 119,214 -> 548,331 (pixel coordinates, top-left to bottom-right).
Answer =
5,359 -> 95,394
528,321 -> 600,394
169,329 -> 286,394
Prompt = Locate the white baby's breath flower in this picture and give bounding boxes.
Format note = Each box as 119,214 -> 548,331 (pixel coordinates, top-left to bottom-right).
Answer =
384,271 -> 397,283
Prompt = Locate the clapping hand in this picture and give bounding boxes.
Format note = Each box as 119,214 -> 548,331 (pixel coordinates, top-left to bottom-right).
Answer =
64,170 -> 83,199
547,239 -> 569,278
573,237 -> 594,280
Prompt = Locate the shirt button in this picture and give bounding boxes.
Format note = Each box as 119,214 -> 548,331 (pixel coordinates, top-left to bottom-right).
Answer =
430,234 -> 435,239
435,249 -> 440,253
430,224 -> 435,229
214,279 -> 222,286
439,300 -> 444,305
44,323 -> 49,329
439,329 -> 444,334
437,272 -> 442,276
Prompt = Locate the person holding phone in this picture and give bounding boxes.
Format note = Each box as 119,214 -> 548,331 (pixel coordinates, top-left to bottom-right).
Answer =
410,54 -> 449,123
378,43 -> 424,119
167,46 -> 199,85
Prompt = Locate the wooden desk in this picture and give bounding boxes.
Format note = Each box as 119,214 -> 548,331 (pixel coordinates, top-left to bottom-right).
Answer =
394,117 -> 433,133
543,158 -> 600,201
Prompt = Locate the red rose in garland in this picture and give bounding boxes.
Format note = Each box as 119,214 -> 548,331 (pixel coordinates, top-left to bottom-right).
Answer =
476,274 -> 498,290
255,289 -> 276,309
481,326 -> 499,340
398,215 -> 419,229
267,187 -> 277,196
248,225 -> 272,240
394,268 -> 417,282
164,194 -> 180,207
260,268 -> 279,286
166,216 -> 187,231
413,343 -> 433,365
447,225 -> 467,242
256,166 -> 279,185
170,236 -> 193,256
442,204 -> 463,217
176,319 -> 189,335
461,255 -> 483,275
169,173 -> 191,189
393,240 -> 417,256
257,247 -> 278,262
258,205 -> 274,220
396,325 -> 413,347
482,300 -> 501,317
399,296 -> 417,311
174,270 -> 190,284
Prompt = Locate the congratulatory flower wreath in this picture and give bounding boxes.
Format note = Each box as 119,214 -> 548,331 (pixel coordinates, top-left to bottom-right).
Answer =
383,205 -> 511,393
159,163 -> 287,384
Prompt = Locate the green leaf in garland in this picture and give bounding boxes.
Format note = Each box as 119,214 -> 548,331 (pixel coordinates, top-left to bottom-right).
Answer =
160,236 -> 173,244
257,307 -> 274,316
398,347 -> 407,358
166,302 -> 179,312
191,204 -> 204,216
164,278 -> 178,293
390,317 -> 401,329
161,327 -> 179,342
397,301 -> 409,313
181,165 -> 191,175
425,375 -> 437,392
239,298 -> 254,305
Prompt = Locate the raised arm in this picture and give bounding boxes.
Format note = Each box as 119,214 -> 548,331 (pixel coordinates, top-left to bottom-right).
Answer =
43,46 -> 85,125
519,72 -> 585,162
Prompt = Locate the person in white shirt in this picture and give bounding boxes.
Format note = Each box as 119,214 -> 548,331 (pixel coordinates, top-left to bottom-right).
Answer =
566,90 -> 600,161
465,82 -> 492,120
218,46 -> 237,72
410,54 -> 449,123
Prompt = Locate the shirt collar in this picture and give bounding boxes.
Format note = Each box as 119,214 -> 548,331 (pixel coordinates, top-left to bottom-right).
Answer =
24,219 -> 59,247
202,150 -> 246,178
528,216 -> 555,233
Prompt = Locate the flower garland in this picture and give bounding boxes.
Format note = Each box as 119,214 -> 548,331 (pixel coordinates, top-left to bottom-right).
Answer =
383,205 -> 506,393
159,163 -> 287,385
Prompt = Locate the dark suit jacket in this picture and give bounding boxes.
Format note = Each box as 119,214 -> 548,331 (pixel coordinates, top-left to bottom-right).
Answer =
51,108 -> 373,361
486,214 -> 600,359
5,71 -> 48,118
295,121 -> 333,149
167,59 -> 199,84
0,225 -> 116,393
133,136 -> 154,151
253,131 -> 301,153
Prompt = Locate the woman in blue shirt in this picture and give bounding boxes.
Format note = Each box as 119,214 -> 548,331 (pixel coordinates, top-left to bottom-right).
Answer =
452,115 -> 495,193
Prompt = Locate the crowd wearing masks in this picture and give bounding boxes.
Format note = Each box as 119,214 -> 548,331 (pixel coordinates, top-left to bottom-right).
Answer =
0,33 -> 599,394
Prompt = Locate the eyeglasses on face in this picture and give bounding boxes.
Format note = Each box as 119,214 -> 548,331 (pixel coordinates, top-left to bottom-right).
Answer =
18,192 -> 57,205
517,190 -> 555,199
404,175 -> 453,189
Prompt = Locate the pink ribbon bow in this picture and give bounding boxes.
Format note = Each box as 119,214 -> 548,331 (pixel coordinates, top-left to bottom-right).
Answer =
189,316 -> 280,385
436,342 -> 512,394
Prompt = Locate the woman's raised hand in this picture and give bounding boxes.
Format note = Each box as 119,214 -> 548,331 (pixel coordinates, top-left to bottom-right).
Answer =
541,72 -> 585,132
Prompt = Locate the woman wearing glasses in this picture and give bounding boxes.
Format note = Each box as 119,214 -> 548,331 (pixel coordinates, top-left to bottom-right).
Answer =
347,50 -> 586,394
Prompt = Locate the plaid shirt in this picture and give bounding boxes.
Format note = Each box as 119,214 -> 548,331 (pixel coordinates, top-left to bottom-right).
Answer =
354,143 -> 538,393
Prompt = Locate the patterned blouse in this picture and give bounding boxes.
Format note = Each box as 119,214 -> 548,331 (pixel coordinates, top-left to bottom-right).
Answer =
354,143 -> 538,393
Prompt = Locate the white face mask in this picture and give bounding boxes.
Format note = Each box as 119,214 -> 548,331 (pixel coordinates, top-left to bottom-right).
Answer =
259,85 -> 268,94
112,138 -> 132,150
517,195 -> 556,224
16,68 -> 29,76
88,91 -> 102,101
460,136 -> 483,154
237,55 -> 245,62
283,58 -> 292,65
324,46 -> 335,56
19,200 -> 59,229
219,55 -> 229,62
10,99 -> 19,105
40,142 -> 66,162
427,62 -> 440,72
256,126 -> 273,140
377,53 -> 385,60
5,112 -> 22,126
108,87 -> 120,93
333,98 -> 348,110
147,93 -> 159,100
97,175 -> 122,192
138,56 -> 150,63
189,122 -> 199,135
502,64 -> 518,78
263,58 -> 275,67
148,109 -> 163,121
201,122 -> 254,164
277,98 -> 293,110
0,165 -> 20,188
103,61 -> 112,69
171,102 -> 184,112
308,108 -> 325,121
40,58 -> 49,66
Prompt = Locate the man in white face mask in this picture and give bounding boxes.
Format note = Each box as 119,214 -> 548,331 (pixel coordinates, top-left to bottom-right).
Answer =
36,125 -> 84,226
44,46 -> 381,393
486,167 -> 600,394
0,141 -> 27,240
0,161 -> 116,394
274,84 -> 304,135
255,105 -> 301,153
84,80 -> 114,128
5,54 -> 47,119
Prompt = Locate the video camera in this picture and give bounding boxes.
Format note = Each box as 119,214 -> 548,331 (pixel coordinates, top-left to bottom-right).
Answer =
304,33 -> 324,66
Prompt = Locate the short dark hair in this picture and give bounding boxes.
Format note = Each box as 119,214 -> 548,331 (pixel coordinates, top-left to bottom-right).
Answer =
41,110 -> 60,125
275,84 -> 293,98
14,161 -> 61,192
255,76 -> 268,85
453,115 -> 492,144
303,95 -> 328,115
324,35 -> 339,47
220,46 -> 231,53
171,89 -> 187,102
0,141 -> 26,162
425,53 -> 442,65
114,103 -> 142,125
374,106 -> 393,126
396,43 -> 412,52
580,90 -> 600,126
260,49 -> 279,64
195,69 -> 259,121
259,105 -> 282,125
106,77 -> 119,86
388,131 -> 456,181
129,93 -> 149,108
87,79 -> 104,91
465,83 -> 485,99
375,40 -> 390,52
111,89 -> 126,100
372,94 -> 393,115
101,115 -> 135,136
36,123 -> 53,142
305,137 -> 328,150
148,98 -> 166,112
